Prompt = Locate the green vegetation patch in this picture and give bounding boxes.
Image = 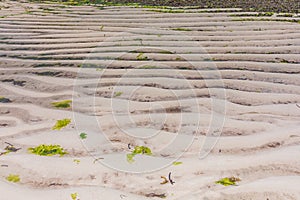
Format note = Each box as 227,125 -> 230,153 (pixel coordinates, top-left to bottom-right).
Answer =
230,12 -> 273,17
138,65 -> 158,69
79,132 -> 87,139
6,174 -> 20,183
73,159 -> 80,164
71,192 -> 78,200
277,13 -> 294,17
232,18 -> 299,23
172,161 -> 183,166
171,27 -> 192,31
28,144 -> 68,156
114,91 -> 123,97
148,9 -> 185,13
136,52 -> 149,60
0,96 -> 11,103
51,100 -> 72,108
52,118 -> 71,130
127,146 -> 152,163
215,177 -> 241,186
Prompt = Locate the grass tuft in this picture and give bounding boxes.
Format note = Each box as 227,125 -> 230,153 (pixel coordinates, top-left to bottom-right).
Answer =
114,91 -> 123,97
127,146 -> 152,163
52,118 -> 71,130
28,144 -> 68,156
215,177 -> 241,186
79,132 -> 87,139
136,52 -> 149,60
71,192 -> 78,200
6,174 -> 20,183
51,100 -> 72,108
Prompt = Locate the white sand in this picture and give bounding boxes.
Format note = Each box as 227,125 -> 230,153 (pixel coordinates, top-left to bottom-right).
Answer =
0,0 -> 300,199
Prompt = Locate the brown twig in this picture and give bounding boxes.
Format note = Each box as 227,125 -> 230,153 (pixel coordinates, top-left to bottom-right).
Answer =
93,157 -> 104,164
4,142 -> 13,146
168,172 -> 175,185
160,176 -> 168,184
145,193 -> 166,198
4,142 -> 21,152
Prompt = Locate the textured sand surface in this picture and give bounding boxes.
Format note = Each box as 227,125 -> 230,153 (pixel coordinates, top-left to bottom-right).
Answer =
0,1 -> 300,199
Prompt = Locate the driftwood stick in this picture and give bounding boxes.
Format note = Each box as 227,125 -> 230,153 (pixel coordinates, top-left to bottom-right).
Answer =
168,172 -> 175,185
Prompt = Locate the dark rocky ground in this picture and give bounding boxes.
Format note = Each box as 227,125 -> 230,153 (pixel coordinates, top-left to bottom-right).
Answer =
107,0 -> 300,13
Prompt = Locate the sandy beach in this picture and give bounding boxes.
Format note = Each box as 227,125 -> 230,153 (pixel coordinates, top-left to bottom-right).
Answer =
0,0 -> 300,199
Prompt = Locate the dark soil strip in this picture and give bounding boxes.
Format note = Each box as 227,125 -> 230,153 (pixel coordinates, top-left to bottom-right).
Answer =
108,0 -> 300,13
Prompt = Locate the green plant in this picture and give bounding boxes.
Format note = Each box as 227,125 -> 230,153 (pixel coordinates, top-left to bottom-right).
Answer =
215,177 -> 241,186
127,146 -> 152,163
148,9 -> 185,13
6,174 -> 20,183
172,161 -> 182,166
24,9 -> 33,14
28,144 -> 68,156
171,27 -> 192,31
0,150 -> 10,156
0,96 -> 11,103
79,132 -> 87,139
71,192 -> 78,200
73,159 -> 80,164
51,100 -> 72,108
136,52 -> 148,60
230,12 -> 273,17
232,18 -> 299,23
277,13 -> 294,17
52,118 -> 71,130
138,65 -> 158,69
114,91 -> 123,97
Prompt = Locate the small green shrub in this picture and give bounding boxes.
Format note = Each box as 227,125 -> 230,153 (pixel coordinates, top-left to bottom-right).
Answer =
172,28 -> 192,31
52,118 -> 71,130
127,146 -> 152,163
138,65 -> 158,69
73,159 -> 80,164
51,100 -> 72,108
172,161 -> 182,166
71,192 -> 78,200
79,132 -> 87,139
114,92 -> 123,97
28,144 -> 68,156
215,177 -> 241,186
6,174 -> 20,183
136,52 -> 148,60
